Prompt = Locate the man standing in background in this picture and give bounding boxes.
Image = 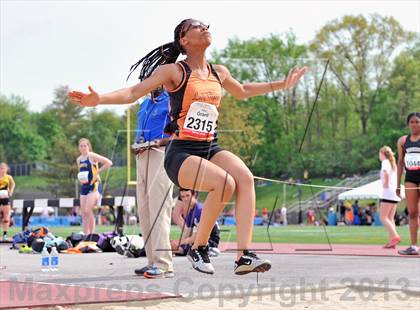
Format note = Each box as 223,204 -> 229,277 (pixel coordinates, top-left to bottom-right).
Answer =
133,87 -> 174,278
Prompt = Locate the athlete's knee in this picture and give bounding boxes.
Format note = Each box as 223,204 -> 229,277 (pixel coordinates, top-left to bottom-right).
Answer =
210,171 -> 235,198
380,213 -> 387,222
222,173 -> 236,197
408,211 -> 419,220
232,168 -> 254,189
241,169 -> 254,186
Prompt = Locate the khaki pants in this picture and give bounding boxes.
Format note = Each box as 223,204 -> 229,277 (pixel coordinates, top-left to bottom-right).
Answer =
136,147 -> 173,272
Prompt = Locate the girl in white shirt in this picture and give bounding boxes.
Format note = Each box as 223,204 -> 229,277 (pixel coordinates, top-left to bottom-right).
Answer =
379,146 -> 401,248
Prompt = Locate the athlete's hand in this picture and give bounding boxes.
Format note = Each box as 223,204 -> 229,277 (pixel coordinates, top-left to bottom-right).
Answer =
396,188 -> 401,198
68,86 -> 100,107
170,239 -> 181,250
284,66 -> 308,89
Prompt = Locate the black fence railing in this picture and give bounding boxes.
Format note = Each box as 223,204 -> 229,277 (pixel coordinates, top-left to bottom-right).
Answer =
8,157 -> 128,177
8,163 -> 37,176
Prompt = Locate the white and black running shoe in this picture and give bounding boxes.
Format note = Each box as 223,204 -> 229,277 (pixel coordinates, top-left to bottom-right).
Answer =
187,245 -> 215,274
234,250 -> 271,275
208,247 -> 221,257
398,246 -> 419,255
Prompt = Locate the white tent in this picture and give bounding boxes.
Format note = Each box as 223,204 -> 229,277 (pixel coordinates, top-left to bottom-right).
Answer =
338,180 -> 405,201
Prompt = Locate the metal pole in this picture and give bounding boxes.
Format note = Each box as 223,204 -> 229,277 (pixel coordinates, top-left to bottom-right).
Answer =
283,183 -> 286,208
298,188 -> 302,224
127,107 -> 131,185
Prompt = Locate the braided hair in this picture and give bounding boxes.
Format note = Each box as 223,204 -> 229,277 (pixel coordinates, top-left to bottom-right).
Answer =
127,19 -> 192,81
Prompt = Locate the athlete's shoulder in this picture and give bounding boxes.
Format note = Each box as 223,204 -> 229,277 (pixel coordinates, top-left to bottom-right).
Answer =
155,63 -> 181,75
155,63 -> 185,90
397,135 -> 408,146
87,152 -> 100,162
212,64 -> 227,71
212,64 -> 229,78
381,159 -> 391,169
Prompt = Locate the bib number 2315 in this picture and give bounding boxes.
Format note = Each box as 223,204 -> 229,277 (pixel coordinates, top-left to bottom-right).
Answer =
184,102 -> 218,139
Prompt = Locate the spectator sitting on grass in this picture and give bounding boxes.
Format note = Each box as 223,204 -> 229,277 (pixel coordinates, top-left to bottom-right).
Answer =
171,189 -> 220,257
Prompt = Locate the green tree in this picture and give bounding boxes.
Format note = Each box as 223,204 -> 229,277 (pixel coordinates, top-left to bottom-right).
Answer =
32,110 -> 65,159
386,38 -> 420,120
83,109 -> 126,157
217,96 -> 263,167
311,14 -> 414,134
369,38 -> 420,151
0,95 -> 47,163
211,32 -> 308,177
40,139 -> 80,197
40,85 -> 86,195
44,85 -> 86,144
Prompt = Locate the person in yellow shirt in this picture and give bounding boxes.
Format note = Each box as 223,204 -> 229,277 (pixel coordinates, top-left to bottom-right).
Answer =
0,163 -> 15,241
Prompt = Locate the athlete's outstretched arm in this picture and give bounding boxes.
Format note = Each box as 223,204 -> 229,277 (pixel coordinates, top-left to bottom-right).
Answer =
217,65 -> 307,100
68,65 -> 176,107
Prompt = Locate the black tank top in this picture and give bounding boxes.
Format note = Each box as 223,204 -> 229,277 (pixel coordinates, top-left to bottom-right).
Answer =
403,134 -> 420,178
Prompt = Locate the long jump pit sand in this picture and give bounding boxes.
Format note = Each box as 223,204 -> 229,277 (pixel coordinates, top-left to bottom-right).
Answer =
23,284 -> 420,310
1,243 -> 419,309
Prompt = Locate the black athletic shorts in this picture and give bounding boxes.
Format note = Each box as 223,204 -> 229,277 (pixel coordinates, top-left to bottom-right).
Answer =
405,175 -> 420,186
0,198 -> 10,206
164,139 -> 223,187
380,198 -> 399,204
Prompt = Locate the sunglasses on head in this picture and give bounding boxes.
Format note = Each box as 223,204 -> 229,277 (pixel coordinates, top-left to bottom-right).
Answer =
180,20 -> 210,37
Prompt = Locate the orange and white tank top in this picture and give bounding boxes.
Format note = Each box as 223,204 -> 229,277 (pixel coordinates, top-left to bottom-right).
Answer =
168,61 -> 222,141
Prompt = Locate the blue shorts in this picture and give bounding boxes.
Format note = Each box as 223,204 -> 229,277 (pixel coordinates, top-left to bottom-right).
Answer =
80,182 -> 98,196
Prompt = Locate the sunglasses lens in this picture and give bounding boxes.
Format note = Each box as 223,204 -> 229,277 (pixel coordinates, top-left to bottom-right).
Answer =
181,20 -> 209,36
196,21 -> 209,30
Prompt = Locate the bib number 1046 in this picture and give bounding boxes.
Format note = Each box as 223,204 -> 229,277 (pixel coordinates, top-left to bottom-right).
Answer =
405,153 -> 420,170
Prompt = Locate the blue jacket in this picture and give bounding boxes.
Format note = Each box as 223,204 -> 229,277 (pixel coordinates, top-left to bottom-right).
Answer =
136,91 -> 171,143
